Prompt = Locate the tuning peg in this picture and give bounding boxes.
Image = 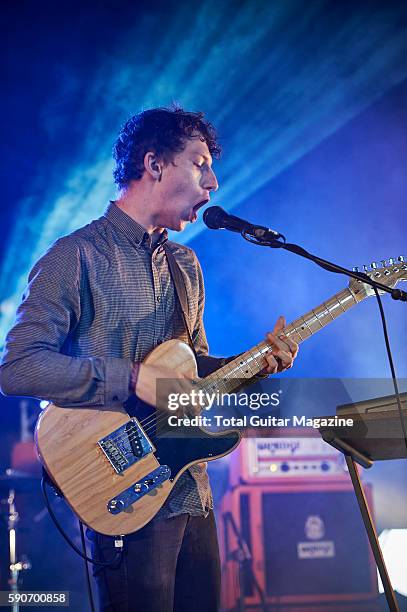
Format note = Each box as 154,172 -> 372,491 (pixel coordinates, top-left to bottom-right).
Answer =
380,260 -> 387,267
398,255 -> 405,262
352,266 -> 359,272
370,262 -> 378,269
362,264 -> 368,272
388,258 -> 396,264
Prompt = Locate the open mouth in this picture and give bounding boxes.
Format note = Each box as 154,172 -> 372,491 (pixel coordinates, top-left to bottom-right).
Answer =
186,199 -> 210,224
191,199 -> 209,220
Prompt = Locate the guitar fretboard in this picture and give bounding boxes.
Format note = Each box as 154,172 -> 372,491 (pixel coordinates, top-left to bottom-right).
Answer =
199,283 -> 364,396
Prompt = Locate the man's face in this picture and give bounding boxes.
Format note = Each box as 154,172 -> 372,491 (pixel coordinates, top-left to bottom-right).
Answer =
153,136 -> 218,231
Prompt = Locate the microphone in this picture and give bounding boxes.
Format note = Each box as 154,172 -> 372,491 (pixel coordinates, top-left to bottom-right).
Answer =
203,206 -> 282,240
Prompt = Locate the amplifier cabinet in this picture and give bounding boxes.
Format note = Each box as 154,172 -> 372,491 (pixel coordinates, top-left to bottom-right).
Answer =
219,482 -> 378,610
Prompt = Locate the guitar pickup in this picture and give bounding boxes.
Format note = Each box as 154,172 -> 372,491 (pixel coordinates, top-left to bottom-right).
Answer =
98,418 -> 154,474
107,465 -> 171,514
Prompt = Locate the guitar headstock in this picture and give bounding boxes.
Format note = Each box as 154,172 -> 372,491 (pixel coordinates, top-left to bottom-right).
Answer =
349,256 -> 407,300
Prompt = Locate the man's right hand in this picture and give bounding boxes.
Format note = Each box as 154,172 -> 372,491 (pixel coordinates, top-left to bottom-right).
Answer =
134,363 -> 196,413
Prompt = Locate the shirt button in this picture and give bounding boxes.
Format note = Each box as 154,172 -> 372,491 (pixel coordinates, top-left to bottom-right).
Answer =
156,296 -> 161,303
112,395 -> 119,401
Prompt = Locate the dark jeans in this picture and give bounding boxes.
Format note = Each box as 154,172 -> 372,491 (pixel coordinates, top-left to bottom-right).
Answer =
88,511 -> 221,612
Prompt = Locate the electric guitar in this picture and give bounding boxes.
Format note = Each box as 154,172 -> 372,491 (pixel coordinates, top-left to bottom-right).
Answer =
35,258 -> 406,535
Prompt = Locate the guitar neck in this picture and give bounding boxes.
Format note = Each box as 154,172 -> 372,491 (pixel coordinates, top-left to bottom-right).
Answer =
202,284 -> 364,394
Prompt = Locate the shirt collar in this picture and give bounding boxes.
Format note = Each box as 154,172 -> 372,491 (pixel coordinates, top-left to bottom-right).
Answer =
103,201 -> 168,249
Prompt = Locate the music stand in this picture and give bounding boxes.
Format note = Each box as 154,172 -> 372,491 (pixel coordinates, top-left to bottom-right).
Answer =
319,403 -> 407,612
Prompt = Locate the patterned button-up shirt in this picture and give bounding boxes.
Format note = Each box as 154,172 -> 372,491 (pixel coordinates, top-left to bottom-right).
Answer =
0,202 -> 230,519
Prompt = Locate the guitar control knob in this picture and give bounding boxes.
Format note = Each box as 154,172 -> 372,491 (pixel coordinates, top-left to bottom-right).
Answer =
134,483 -> 148,493
107,499 -> 125,513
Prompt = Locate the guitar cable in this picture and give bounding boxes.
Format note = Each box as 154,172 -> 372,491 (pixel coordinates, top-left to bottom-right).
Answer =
79,520 -> 96,612
40,474 -> 124,567
41,475 -> 125,612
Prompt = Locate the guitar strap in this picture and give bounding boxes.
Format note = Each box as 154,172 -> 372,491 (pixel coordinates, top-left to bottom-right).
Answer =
163,243 -> 197,358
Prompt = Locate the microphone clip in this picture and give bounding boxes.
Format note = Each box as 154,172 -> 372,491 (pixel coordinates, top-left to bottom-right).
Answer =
242,225 -> 286,248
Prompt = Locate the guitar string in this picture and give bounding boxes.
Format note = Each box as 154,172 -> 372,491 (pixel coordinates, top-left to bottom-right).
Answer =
105,344 -> 276,447
128,312 -> 336,442
103,347 -> 268,441
104,292 -> 357,449
103,321 -> 332,449
104,378 -> 229,448
104,329 -> 316,450
106,374 -> 250,448
104,341 -> 292,449
104,361 -> 266,449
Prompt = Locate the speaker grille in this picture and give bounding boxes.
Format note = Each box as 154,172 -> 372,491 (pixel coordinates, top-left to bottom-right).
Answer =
261,490 -> 373,597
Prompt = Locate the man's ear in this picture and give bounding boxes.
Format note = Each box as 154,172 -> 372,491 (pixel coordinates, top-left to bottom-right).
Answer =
144,152 -> 162,181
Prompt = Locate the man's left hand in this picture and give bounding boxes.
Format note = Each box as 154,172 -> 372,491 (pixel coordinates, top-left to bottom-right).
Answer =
263,315 -> 299,374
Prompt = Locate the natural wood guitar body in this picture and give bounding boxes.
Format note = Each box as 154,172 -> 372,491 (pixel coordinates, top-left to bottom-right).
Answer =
35,340 -> 241,535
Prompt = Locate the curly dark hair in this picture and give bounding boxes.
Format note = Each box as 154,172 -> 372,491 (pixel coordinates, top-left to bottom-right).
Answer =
112,105 -> 221,189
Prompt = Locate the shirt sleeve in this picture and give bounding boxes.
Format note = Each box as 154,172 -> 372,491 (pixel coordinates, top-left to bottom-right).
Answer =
0,237 -> 132,407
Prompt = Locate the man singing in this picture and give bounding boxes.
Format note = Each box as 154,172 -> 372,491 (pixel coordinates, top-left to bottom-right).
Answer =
0,106 -> 298,611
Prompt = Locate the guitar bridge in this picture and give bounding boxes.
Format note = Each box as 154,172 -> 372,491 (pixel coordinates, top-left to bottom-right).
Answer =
98,418 -> 154,474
